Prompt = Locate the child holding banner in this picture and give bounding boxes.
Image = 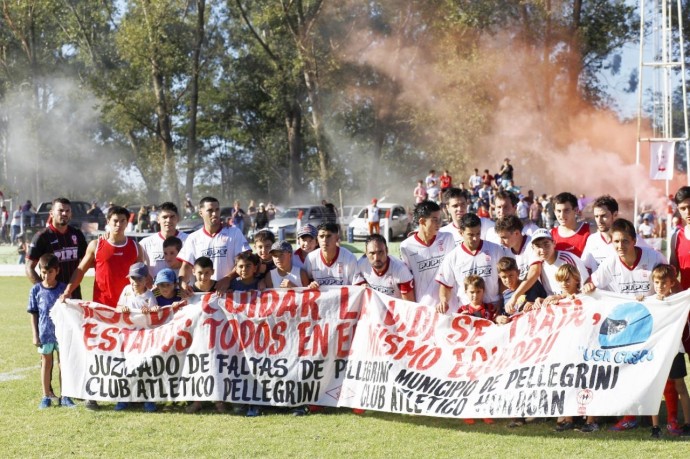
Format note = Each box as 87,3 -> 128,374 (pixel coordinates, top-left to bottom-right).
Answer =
152,268 -> 188,309
229,252 -> 266,292
28,253 -> 76,409
649,264 -> 690,438
190,256 -> 216,293
114,262 -> 158,413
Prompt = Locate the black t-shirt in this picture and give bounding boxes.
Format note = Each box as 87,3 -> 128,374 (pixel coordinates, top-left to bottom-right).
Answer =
500,164 -> 513,181
28,225 -> 87,299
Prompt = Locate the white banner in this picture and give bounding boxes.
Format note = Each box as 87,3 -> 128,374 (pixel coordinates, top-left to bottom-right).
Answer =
53,287 -> 690,417
53,288 -> 363,406
340,290 -> 690,418
650,141 -> 675,180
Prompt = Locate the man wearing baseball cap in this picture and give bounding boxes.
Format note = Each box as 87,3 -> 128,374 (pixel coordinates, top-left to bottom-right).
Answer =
530,228 -> 588,301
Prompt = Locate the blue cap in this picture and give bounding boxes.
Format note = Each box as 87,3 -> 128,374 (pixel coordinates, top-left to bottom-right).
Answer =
127,262 -> 148,279
154,268 -> 177,285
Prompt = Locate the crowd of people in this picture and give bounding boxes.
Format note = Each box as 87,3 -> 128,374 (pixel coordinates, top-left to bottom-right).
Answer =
15,163 -> 690,437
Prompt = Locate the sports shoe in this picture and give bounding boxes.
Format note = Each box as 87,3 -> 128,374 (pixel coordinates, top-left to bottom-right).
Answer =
352,408 -> 365,415
143,402 -> 157,412
114,402 -> 129,411
667,422 -> 683,436
651,425 -> 662,439
482,418 -> 494,424
463,419 -> 476,425
60,397 -> 77,408
292,406 -> 309,416
554,422 -> 575,432
609,418 -> 638,431
246,405 -> 261,417
84,400 -> 100,410
577,422 -> 600,433
39,396 -> 51,409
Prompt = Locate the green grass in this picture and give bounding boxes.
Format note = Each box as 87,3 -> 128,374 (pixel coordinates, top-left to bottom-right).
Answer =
1,276 -> 688,458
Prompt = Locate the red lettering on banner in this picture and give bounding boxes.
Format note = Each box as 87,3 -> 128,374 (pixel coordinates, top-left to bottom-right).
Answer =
339,287 -> 358,320
148,308 -> 172,326
259,290 -> 279,316
129,329 -> 145,352
297,322 -> 329,357
466,319 -> 492,347
336,322 -> 354,358
201,293 -> 216,313
276,291 -> 297,318
100,327 -> 118,351
269,321 -> 287,354
83,323 -> 99,350
302,290 -> 321,320
447,316 -> 472,344
407,307 -> 437,340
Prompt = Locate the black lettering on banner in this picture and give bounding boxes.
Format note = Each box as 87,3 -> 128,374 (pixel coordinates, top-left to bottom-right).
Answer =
474,389 -> 565,417
359,383 -> 386,409
187,353 -> 211,374
334,359 -> 348,378
85,377 -> 131,398
216,355 -> 289,378
300,360 -> 325,380
222,378 -> 321,405
505,364 -> 619,391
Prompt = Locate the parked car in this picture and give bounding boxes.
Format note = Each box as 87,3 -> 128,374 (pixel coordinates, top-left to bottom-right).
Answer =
339,205 -> 363,233
267,205 -> 334,240
348,203 -> 411,241
35,200 -> 106,232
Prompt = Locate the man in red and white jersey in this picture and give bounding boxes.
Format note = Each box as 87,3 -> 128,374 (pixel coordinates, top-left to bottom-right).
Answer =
400,200 -> 455,307
439,188 -> 494,244
178,196 -> 250,294
583,218 -> 666,297
61,206 -> 147,307
581,195 -> 653,273
550,191 -> 590,258
494,215 -> 546,313
485,190 -> 539,244
530,228 -> 588,297
669,187 -> 690,355
139,202 -> 188,277
357,234 -> 414,300
436,213 -> 508,314
304,222 -> 362,287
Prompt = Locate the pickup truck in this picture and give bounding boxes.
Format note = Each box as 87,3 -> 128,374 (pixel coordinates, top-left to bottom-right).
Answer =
35,200 -> 106,232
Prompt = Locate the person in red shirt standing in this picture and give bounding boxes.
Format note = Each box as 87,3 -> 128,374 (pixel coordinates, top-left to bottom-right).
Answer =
439,169 -> 453,202
670,186 -> 690,356
550,192 -> 590,258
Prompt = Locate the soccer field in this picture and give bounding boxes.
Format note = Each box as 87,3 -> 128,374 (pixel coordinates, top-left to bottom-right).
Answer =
0,277 -> 688,458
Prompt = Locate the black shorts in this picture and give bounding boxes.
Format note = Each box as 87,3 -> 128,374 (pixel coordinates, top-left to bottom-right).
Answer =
669,353 -> 687,379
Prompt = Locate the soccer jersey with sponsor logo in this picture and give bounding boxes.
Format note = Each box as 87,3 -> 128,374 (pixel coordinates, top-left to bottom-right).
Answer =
400,231 -> 454,306
28,224 -> 87,299
591,246 -> 666,297
177,226 -> 250,280
540,251 -> 589,296
551,222 -> 590,258
436,240 -> 508,306
304,246 -> 363,286
357,255 -> 414,299
582,232 -> 654,272
140,231 -> 189,277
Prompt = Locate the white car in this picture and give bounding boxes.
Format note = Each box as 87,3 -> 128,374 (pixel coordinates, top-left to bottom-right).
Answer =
338,205 -> 363,233
348,203 -> 411,241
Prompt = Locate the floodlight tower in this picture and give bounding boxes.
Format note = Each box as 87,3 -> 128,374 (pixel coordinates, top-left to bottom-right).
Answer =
635,0 -> 689,238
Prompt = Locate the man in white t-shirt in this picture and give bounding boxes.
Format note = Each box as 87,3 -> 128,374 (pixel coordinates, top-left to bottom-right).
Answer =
366,199 -> 381,235
436,213 -> 508,313
357,234 -> 414,300
178,196 -> 251,294
139,202 -> 188,277
400,200 -> 455,307
304,222 -> 362,287
584,218 -> 666,297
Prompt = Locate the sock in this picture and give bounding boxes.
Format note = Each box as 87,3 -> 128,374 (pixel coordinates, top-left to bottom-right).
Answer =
664,379 -> 679,425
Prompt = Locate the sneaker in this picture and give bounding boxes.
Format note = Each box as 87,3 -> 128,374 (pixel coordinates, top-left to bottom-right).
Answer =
577,422 -> 600,433
39,396 -> 51,410
292,406 -> 309,416
143,402 -> 157,412
60,397 -> 77,408
681,424 -> 690,437
307,404 -> 324,414
463,419 -> 476,425
186,401 -> 203,414
554,422 -> 575,432
609,418 -> 638,431
667,422 -> 682,436
651,425 -> 662,439
352,408 -> 365,415
246,405 -> 261,417
482,418 -> 494,424
114,402 -> 129,411
84,400 -> 100,411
